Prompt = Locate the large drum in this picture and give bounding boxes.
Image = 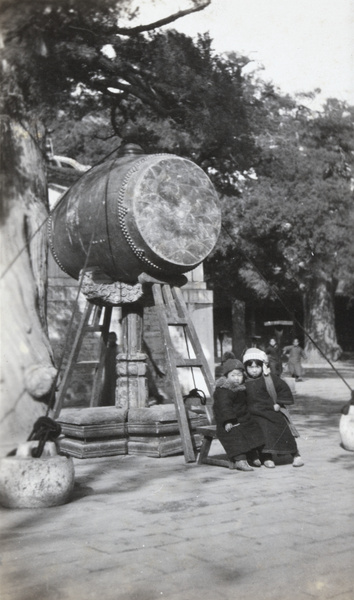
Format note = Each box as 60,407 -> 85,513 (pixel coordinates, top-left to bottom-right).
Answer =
49,145 -> 221,282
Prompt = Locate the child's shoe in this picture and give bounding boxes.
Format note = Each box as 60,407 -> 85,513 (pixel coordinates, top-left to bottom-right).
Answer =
247,450 -> 262,467
292,455 -> 304,467
263,459 -> 275,468
235,460 -> 254,471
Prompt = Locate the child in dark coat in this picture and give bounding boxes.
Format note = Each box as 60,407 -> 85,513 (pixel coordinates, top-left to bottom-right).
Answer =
243,348 -> 304,468
213,358 -> 264,471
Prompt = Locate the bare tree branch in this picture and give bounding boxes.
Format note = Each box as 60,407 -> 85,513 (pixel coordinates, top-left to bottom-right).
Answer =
67,1 -> 211,41
115,1 -> 211,35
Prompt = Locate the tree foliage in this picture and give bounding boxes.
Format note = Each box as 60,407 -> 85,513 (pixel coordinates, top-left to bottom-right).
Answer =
1,0 -> 257,191
240,96 -> 354,298
206,83 -> 354,358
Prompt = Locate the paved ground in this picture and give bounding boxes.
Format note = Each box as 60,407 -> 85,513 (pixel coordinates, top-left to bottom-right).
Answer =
1,364 -> 354,600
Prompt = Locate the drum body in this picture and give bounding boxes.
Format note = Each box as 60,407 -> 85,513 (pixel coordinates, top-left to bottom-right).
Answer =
49,150 -> 221,282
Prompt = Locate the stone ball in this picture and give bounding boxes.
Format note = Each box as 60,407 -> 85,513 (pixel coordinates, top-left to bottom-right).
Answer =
24,364 -> 57,399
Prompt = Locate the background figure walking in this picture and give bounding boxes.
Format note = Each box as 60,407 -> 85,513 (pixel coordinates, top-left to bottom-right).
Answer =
283,338 -> 306,382
265,338 -> 283,376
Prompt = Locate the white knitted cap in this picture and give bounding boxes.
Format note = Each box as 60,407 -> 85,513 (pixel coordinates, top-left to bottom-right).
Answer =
243,348 -> 268,364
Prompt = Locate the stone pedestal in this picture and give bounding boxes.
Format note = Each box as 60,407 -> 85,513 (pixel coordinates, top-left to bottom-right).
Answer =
57,407 -> 128,458
127,405 -> 207,458
116,352 -> 148,409
117,306 -> 148,409
56,405 -> 207,460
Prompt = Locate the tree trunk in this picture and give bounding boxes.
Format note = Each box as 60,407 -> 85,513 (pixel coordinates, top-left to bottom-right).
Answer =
231,298 -> 246,359
0,116 -> 57,449
303,267 -> 342,364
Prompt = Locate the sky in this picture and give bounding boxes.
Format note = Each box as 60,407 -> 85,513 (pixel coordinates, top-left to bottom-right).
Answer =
126,0 -> 354,108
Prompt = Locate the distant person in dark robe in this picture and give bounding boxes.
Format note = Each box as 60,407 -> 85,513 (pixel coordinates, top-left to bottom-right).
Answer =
266,338 -> 283,376
283,338 -> 306,381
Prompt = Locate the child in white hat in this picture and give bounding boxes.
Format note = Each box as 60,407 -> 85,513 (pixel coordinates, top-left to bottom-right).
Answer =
243,348 -> 304,468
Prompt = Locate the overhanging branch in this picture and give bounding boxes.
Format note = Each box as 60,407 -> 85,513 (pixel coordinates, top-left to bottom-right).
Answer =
115,1 -> 211,35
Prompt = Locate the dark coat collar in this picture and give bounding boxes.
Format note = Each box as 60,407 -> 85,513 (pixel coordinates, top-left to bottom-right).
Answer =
215,376 -> 246,392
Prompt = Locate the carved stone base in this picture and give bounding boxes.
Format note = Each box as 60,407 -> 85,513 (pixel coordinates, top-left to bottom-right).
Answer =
59,438 -> 127,459
116,353 -> 148,409
80,267 -> 143,306
56,407 -> 128,458
57,407 -> 127,439
127,405 -> 207,457
127,435 -> 203,458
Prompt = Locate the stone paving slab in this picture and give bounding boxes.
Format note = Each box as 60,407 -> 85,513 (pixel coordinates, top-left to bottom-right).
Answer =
1,369 -> 354,600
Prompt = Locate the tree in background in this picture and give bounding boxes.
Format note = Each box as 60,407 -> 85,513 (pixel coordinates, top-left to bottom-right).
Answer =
207,83 -> 354,362
1,0 -> 256,178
